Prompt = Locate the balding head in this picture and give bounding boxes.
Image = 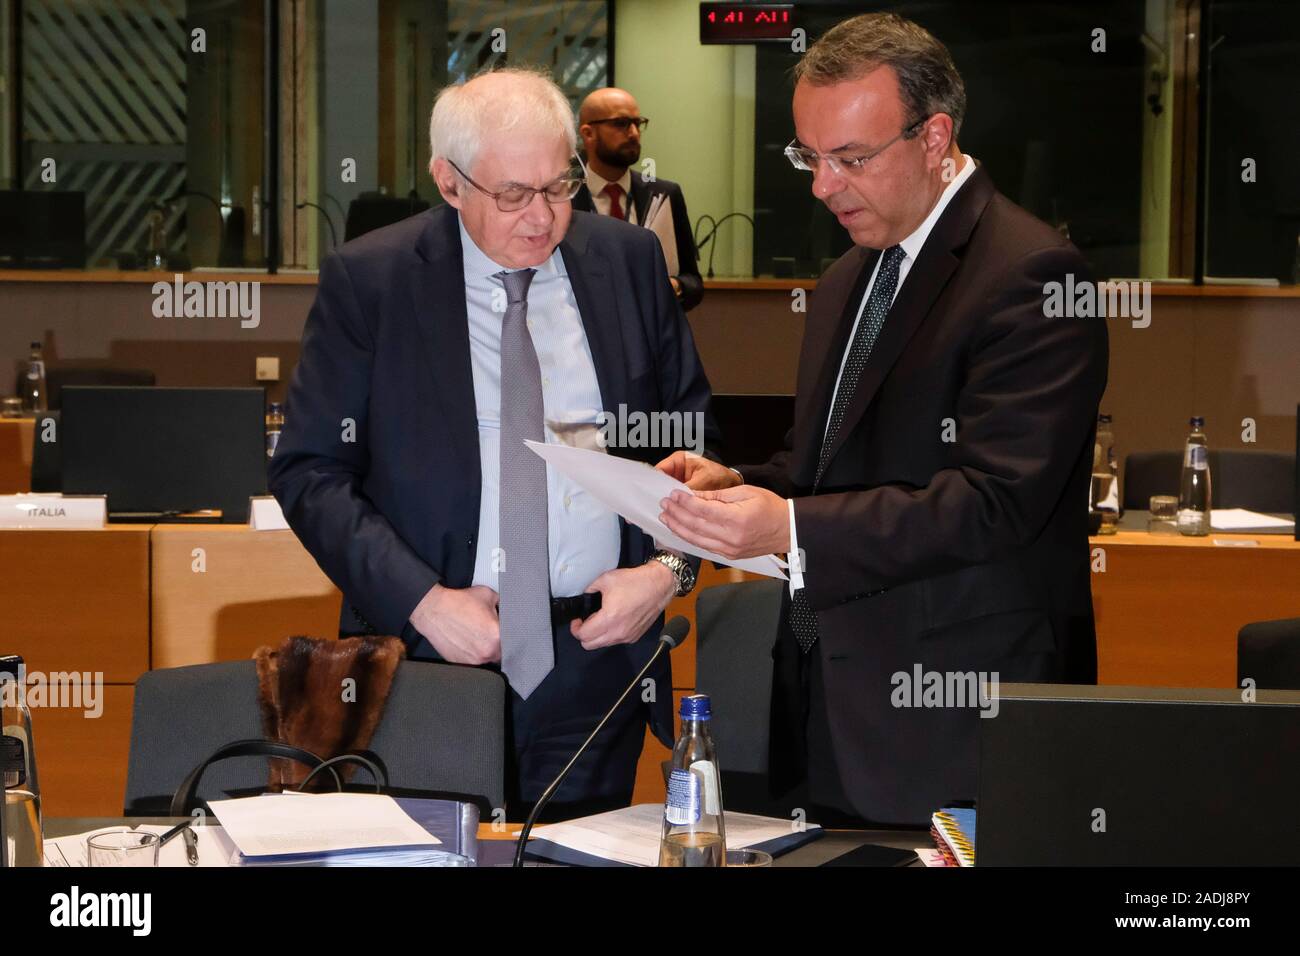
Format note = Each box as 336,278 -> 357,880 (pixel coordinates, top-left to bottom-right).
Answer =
579,87 -> 640,126
578,87 -> 645,177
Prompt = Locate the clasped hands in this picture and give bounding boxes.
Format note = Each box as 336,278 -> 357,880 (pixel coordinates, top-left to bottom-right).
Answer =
409,561 -> 678,666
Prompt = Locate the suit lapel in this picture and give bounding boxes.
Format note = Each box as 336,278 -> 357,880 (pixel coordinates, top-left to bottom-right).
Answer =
628,175 -> 652,224
818,166 -> 996,476
791,246 -> 875,478
410,206 -> 480,482
559,211 -> 628,413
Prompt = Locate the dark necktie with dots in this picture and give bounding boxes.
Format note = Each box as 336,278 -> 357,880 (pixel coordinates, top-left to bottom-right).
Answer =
788,245 -> 906,653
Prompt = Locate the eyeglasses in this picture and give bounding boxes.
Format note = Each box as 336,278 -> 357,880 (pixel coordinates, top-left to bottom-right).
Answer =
586,116 -> 650,133
448,157 -> 586,212
784,117 -> 928,178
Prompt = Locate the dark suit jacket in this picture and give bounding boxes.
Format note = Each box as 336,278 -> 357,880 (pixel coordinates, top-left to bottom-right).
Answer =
573,176 -> 704,312
268,204 -> 719,747
740,165 -> 1109,823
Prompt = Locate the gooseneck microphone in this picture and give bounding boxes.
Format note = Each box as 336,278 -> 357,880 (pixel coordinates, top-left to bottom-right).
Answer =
512,615 -> 691,868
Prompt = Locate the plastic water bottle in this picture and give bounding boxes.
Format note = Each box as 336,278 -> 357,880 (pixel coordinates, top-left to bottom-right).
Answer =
1,655 -> 42,867
1090,414 -> 1120,533
265,402 -> 285,458
658,694 -> 726,867
21,343 -> 46,414
1177,417 -> 1212,536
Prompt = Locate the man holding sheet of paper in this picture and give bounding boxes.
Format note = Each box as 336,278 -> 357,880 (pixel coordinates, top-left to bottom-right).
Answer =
657,14 -> 1107,827
573,87 -> 705,312
270,68 -> 719,820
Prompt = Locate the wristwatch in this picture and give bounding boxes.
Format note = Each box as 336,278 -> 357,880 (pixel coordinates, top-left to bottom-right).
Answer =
650,549 -> 696,597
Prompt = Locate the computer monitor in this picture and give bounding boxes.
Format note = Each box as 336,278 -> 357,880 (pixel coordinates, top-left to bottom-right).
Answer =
978,683 -> 1300,865
61,386 -> 267,523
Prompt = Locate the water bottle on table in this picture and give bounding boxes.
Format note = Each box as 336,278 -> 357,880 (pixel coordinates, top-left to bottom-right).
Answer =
659,693 -> 726,866
1177,416 -> 1212,536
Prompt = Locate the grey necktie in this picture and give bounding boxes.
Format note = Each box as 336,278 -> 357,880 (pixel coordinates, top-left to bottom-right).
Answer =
788,245 -> 906,654
495,267 -> 553,698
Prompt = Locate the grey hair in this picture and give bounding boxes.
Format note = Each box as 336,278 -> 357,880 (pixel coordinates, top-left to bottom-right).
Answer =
428,66 -> 577,174
793,13 -> 966,140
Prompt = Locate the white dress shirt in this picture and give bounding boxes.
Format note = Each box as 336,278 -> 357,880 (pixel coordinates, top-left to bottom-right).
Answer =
585,167 -> 637,224
458,215 -> 621,597
787,154 -> 977,595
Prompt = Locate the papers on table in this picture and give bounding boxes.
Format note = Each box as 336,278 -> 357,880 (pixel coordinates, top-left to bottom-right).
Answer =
641,192 -> 679,276
525,803 -> 819,867
525,440 -> 787,579
1210,508 -> 1295,532
43,824 -> 239,868
208,792 -> 451,865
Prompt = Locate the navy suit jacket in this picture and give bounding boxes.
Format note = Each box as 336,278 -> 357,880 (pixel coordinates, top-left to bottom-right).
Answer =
269,204 -> 718,746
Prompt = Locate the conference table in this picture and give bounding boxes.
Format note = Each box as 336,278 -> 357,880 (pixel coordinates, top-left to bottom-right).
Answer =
44,817 -> 930,868
3,511 -> 1296,819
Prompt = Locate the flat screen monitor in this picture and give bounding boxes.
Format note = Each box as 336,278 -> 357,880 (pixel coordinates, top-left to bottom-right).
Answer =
978,683 -> 1300,865
61,386 -> 267,523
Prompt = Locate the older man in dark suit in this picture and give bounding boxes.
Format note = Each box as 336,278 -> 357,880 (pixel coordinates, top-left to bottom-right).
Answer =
270,67 -> 716,820
659,13 -> 1108,825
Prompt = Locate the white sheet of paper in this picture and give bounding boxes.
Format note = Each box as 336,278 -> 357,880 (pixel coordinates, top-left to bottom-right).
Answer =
208,792 -> 440,858
1210,508 -> 1294,531
643,193 -> 679,276
524,803 -> 818,867
43,824 -> 239,868
525,440 -> 787,579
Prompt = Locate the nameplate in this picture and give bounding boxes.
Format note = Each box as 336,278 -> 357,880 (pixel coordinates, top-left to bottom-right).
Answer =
249,496 -> 289,531
0,495 -> 106,529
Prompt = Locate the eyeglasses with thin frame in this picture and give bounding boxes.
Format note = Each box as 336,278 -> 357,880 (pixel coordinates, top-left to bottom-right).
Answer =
784,116 -> 928,178
447,157 -> 586,212
586,116 -> 650,133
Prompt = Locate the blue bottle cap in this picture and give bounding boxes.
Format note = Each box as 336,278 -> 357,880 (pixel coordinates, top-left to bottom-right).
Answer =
680,694 -> 711,720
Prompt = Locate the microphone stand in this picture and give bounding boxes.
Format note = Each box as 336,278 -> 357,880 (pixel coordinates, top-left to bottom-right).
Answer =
512,617 -> 690,868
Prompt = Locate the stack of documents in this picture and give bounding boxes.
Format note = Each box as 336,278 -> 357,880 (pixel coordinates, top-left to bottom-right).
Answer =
1209,508 -> 1294,533
209,792 -> 475,867
44,824 -> 240,867
641,193 -> 679,276
522,803 -> 822,867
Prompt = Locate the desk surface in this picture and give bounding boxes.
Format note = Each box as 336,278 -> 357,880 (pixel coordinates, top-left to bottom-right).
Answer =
46,817 -> 930,868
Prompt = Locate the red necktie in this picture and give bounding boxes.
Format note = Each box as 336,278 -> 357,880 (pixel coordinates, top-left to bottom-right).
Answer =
602,183 -> 625,221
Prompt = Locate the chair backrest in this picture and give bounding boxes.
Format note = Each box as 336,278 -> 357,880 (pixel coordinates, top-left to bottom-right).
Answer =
44,367 -> 155,411
30,411 -> 60,492
694,578 -> 790,814
1123,449 -> 1295,513
1238,617 -> 1300,691
124,659 -> 506,814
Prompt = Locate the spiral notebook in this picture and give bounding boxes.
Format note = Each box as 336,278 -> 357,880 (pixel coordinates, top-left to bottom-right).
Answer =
931,808 -> 976,867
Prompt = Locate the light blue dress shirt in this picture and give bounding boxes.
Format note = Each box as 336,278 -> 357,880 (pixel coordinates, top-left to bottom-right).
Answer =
458,215 -> 621,596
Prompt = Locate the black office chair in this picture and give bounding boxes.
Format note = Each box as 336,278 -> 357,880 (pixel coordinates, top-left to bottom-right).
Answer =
344,192 -> 430,242
1123,449 -> 1296,513
1238,618 -> 1300,691
29,410 -> 60,492
694,578 -> 799,816
124,659 -> 506,815
16,367 -> 156,411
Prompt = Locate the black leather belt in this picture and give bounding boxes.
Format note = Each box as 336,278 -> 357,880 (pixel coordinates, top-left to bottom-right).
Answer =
551,592 -> 602,628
